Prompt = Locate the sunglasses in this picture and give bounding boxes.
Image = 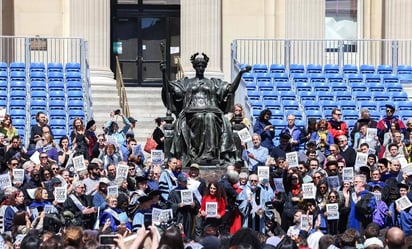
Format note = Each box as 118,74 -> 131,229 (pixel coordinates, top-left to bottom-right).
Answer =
386,109 -> 393,112
250,180 -> 258,183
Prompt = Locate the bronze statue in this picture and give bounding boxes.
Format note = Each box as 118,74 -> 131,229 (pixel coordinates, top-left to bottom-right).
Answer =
161,53 -> 251,166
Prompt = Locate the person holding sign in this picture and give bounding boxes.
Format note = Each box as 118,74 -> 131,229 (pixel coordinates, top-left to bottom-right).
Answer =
4,190 -> 25,233
167,174 -> 199,241
281,170 -> 304,232
99,195 -> 131,233
241,134 -> 268,174
198,181 -> 226,231
104,110 -> 131,146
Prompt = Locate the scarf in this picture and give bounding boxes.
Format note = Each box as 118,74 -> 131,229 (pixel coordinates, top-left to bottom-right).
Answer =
291,183 -> 301,197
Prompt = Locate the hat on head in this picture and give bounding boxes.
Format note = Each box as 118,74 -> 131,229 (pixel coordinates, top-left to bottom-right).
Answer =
177,174 -> 188,182
385,104 -> 396,111
99,177 -> 111,184
86,120 -> 95,130
371,183 -> 383,190
128,117 -> 137,124
190,163 -> 200,169
363,237 -> 383,248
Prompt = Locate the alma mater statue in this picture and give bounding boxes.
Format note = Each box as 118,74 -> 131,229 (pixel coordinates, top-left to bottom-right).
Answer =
161,53 -> 251,167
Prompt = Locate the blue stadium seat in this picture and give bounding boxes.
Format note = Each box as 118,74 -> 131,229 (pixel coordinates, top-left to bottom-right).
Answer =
343,64 -> 358,74
30,99 -> 46,109
9,62 -> 25,72
0,71 -> 7,81
30,107 -> 46,118
271,110 -> 285,120
354,92 -> 372,101
247,90 -> 261,101
373,92 -> 390,102
285,111 -> 303,120
49,99 -> 66,110
52,128 -> 68,140
369,110 -> 381,120
271,73 -> 289,82
327,73 -> 344,83
377,64 -> 393,74
31,90 -> 47,101
0,80 -> 7,92
65,62 -> 81,73
48,81 -> 65,91
252,109 -> 261,117
343,110 -> 359,120
319,100 -> 337,112
294,119 -> 306,127
10,99 -> 26,109
65,72 -> 82,82
245,81 -> 256,91
48,62 -> 63,73
346,73 -> 364,83
323,64 -> 339,74
0,62 -> 7,73
400,110 -> 412,120
252,64 -> 268,73
306,64 -> 322,74
250,99 -> 263,109
50,118 -> 67,128
49,109 -> 67,119
263,100 -> 282,110
274,81 -> 292,91
257,81 -> 274,92
261,91 -> 278,101
13,118 -> 26,128
271,120 -> 287,134
364,74 -> 382,83
282,100 -> 299,111
30,81 -> 46,91
368,82 -> 385,92
309,73 -> 326,83
302,100 -> 320,110
313,82 -> 330,92
298,91 -> 317,101
30,62 -> 45,73
9,90 -> 26,100
335,92 -> 352,101
291,73 -> 308,83
359,64 -> 375,74
68,109 -> 85,120
330,82 -> 348,92
269,64 -> 285,73
390,92 -> 408,101
349,82 -> 367,92
48,71 -> 64,82
385,82 -> 403,92
67,90 -> 83,101
397,102 -> 412,111
295,81 -> 312,92
358,101 -> 378,111
0,98 -> 6,108
67,100 -> 84,110
10,80 -> 26,91
278,91 -> 296,101
382,74 -> 399,84
9,108 -> 26,118
49,90 -> 66,101
397,65 -> 412,83
290,64 -> 305,74
339,100 -> 356,111
30,71 -> 46,82
242,73 -> 255,83
305,110 -> 323,120
317,91 -> 334,101
10,71 -> 26,81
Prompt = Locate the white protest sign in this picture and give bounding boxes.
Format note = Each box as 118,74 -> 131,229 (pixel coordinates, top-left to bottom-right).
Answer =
12,168 -> 24,184
151,150 -> 164,165
326,203 -> 339,220
273,178 -> 285,192
403,164 -> 412,176
106,135 -> 118,146
0,108 -> 5,121
206,202 -> 218,218
0,174 -> 11,188
30,151 -> 41,165
286,151 -> 299,168
116,164 -> 129,179
237,128 -> 252,143
342,167 -> 354,183
302,183 -> 316,199
327,176 -> 340,190
257,166 -> 270,181
181,190 -> 193,205
300,214 -> 313,230
73,155 -> 87,172
107,185 -> 119,197
395,196 -> 412,211
355,152 -> 368,172
54,186 -> 67,203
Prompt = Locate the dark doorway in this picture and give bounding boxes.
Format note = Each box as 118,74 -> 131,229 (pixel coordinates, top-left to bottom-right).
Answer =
111,3 -> 180,86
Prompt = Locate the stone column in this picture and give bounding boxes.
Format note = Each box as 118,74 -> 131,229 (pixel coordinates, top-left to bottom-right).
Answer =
70,0 -> 112,78
181,0 -> 223,78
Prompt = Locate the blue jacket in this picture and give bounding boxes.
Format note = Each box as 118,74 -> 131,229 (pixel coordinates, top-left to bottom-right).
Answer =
348,190 -> 376,231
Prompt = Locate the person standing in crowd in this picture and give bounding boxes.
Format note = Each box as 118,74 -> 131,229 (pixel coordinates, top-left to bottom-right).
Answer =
158,157 -> 181,202
242,133 -> 268,174
310,119 -> 335,156
281,114 -> 304,151
238,174 -> 274,233
152,117 -> 165,151
100,143 -> 121,170
198,181 -> 227,232
328,108 -> 348,144
82,163 -> 101,195
4,190 -> 26,233
377,104 -> 406,144
120,137 -> 145,166
28,111 -> 51,150
5,135 -> 26,163
350,108 -> 378,144
104,110 -> 131,146
85,119 -> 97,159
58,136 -> 72,168
0,114 -> 18,141
99,195 -> 131,233
253,109 -> 276,150
70,117 -> 90,160
281,170 -> 303,232
337,135 -> 356,168
93,177 -> 110,210
167,174 -> 200,241
270,132 -> 294,160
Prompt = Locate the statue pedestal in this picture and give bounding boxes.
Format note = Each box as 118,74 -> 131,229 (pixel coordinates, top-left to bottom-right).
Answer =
198,164 -> 225,183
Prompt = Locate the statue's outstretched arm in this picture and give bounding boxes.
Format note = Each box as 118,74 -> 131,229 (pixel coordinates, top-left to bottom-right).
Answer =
228,65 -> 252,93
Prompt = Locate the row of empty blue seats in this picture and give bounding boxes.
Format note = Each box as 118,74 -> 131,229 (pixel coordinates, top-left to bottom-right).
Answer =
0,71 -> 82,82
250,63 -> 412,75
0,62 -> 81,73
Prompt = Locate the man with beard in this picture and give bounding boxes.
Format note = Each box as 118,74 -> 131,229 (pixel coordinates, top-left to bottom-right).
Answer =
82,163 -> 100,195
63,181 -> 97,229
242,134 -> 268,174
167,174 -> 200,242
237,174 -> 274,233
328,108 -> 348,144
21,168 -> 43,205
106,164 -> 117,183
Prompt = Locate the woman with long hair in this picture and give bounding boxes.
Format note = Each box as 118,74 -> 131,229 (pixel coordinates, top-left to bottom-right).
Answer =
58,136 -> 72,168
152,117 -> 165,151
253,109 -> 276,150
11,210 -> 31,238
281,169 -> 303,232
29,187 -> 52,210
315,179 -> 329,211
199,181 -> 227,230
0,114 -> 18,141
70,117 -> 90,160
4,190 -> 26,232
310,119 -> 334,155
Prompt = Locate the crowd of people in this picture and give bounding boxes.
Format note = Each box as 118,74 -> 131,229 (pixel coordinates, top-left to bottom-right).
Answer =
0,101 -> 412,249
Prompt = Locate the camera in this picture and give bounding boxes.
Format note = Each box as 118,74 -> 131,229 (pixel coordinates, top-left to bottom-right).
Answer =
114,109 -> 121,115
99,234 -> 117,245
144,213 -> 152,229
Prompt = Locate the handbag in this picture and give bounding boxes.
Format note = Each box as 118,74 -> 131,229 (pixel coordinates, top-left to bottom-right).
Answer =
144,137 -> 158,153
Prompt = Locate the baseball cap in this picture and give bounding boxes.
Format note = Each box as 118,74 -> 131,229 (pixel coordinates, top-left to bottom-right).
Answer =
177,174 -> 188,182
363,237 -> 383,248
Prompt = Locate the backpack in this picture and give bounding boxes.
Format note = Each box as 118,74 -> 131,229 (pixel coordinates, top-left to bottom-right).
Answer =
355,192 -> 376,225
